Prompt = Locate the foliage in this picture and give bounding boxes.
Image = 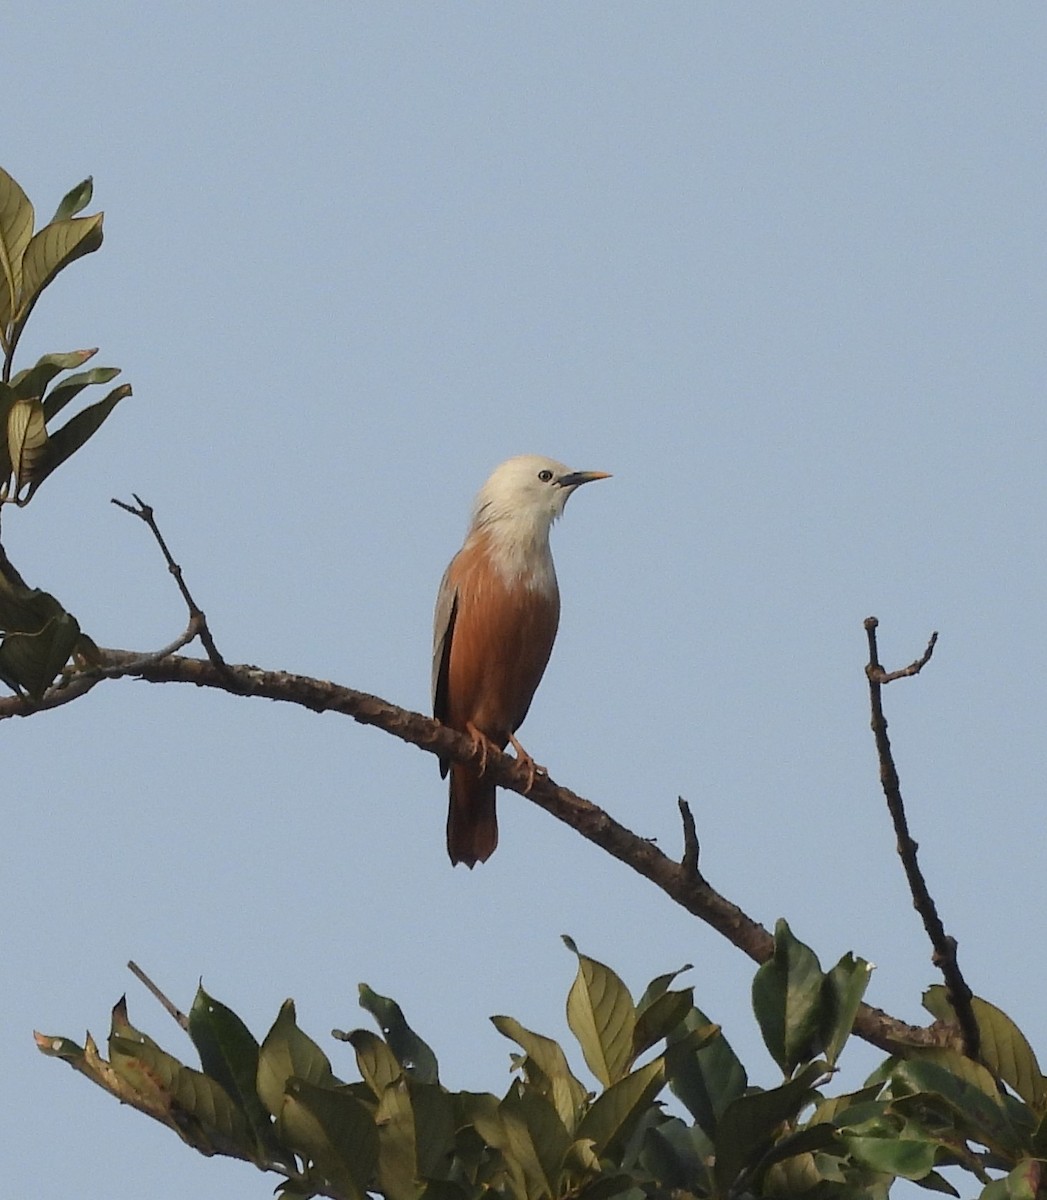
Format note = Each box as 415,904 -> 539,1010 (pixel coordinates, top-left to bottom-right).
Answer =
0,166 -> 129,696
36,924 -> 1047,1199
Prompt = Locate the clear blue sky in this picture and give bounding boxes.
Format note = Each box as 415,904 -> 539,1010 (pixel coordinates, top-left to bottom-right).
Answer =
5,6 -> 1047,1197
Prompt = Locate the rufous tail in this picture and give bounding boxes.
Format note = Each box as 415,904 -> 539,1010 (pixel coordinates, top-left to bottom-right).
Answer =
447,764 -> 498,867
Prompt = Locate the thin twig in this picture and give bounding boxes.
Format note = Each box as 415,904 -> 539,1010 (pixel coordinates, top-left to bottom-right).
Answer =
863,616 -> 979,1059
112,495 -> 230,675
127,960 -> 189,1031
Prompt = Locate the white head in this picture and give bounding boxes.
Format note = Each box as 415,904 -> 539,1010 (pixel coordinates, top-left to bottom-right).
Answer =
470,454 -> 610,540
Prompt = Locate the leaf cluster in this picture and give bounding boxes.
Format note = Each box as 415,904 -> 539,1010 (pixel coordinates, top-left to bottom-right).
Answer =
39,927 -> 1047,1200
0,166 -> 130,697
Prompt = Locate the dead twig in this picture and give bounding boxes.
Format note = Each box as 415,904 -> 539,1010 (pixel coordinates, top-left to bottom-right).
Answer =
112,495 -> 231,676
864,616 -> 979,1060
678,797 -> 701,877
127,960 -> 189,1031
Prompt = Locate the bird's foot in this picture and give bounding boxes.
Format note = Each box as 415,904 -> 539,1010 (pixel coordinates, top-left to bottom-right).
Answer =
508,733 -> 547,794
465,722 -> 500,776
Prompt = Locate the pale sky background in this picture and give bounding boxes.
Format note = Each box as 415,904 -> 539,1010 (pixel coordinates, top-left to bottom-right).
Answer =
5,5 -> 1047,1198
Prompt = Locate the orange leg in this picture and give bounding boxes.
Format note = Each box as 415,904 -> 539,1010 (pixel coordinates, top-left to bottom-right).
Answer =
508,733 -> 547,794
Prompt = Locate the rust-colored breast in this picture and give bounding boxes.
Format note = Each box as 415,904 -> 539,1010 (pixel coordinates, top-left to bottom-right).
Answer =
439,535 -> 560,747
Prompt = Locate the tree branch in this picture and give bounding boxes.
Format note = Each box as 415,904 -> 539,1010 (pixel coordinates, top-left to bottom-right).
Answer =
864,616 -> 979,1059
4,642 -> 949,1058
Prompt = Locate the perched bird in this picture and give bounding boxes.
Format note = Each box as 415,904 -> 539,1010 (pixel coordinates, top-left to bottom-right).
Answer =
432,454 -> 610,867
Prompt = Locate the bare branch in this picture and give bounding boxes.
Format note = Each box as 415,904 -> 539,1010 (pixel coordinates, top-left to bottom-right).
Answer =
5,643 -> 947,1058
112,495 -> 230,675
864,616 -> 979,1059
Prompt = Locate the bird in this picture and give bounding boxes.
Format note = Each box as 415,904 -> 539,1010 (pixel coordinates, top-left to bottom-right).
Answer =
432,454 -> 610,867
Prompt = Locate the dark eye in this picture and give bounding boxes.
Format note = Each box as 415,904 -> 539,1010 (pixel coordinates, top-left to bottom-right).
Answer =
537,469 -> 554,482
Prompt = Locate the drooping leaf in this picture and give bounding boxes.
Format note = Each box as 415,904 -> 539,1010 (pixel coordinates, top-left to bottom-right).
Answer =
563,936 -> 637,1087
52,177 -> 94,222
491,1015 -> 589,1133
43,364 -> 120,421
359,984 -> 439,1084
636,964 -> 693,1010
24,382 -> 130,500
257,1000 -> 338,1122
7,396 -> 47,496
7,348 -> 98,401
280,1077 -> 378,1200
0,583 -> 82,698
751,919 -> 827,1075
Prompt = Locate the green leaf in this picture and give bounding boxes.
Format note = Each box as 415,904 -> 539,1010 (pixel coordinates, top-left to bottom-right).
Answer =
347,1028 -> 403,1099
712,1060 -> 825,1195
492,1015 -> 589,1133
14,213 -> 103,333
408,1080 -> 456,1179
23,382 -> 130,500
924,986 -> 1047,1112
107,998 -> 255,1159
374,1078 -> 422,1200
281,1077 -> 378,1200
639,1116 -> 713,1192
7,396 -> 47,497
633,985 -> 693,1058
636,964 -> 693,1009
752,919 -> 827,1074
501,1081 -> 572,1192
563,936 -> 637,1087
890,1056 -> 1021,1159
257,999 -> 338,1122
52,177 -> 94,222
0,167 -> 34,351
359,984 -> 439,1084
0,584 -> 81,699
665,1005 -> 746,1136
8,348 -> 98,401
823,952 -> 873,1067
43,364 -> 121,421
841,1133 -> 939,1180
188,985 -> 283,1161
575,1057 -> 665,1159
981,1158 -> 1046,1200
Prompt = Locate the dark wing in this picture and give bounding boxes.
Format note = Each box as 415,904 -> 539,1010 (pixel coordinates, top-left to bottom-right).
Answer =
432,565 -> 459,778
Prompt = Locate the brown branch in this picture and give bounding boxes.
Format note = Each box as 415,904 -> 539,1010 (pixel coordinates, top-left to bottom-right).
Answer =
6,643 -> 947,1058
112,495 -> 230,675
678,797 -> 701,876
864,616 -> 979,1059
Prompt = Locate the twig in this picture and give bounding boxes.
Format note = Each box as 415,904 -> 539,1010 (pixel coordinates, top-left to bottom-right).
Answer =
127,960 -> 189,1031
112,495 -> 230,675
678,797 -> 701,876
863,616 -> 980,1059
